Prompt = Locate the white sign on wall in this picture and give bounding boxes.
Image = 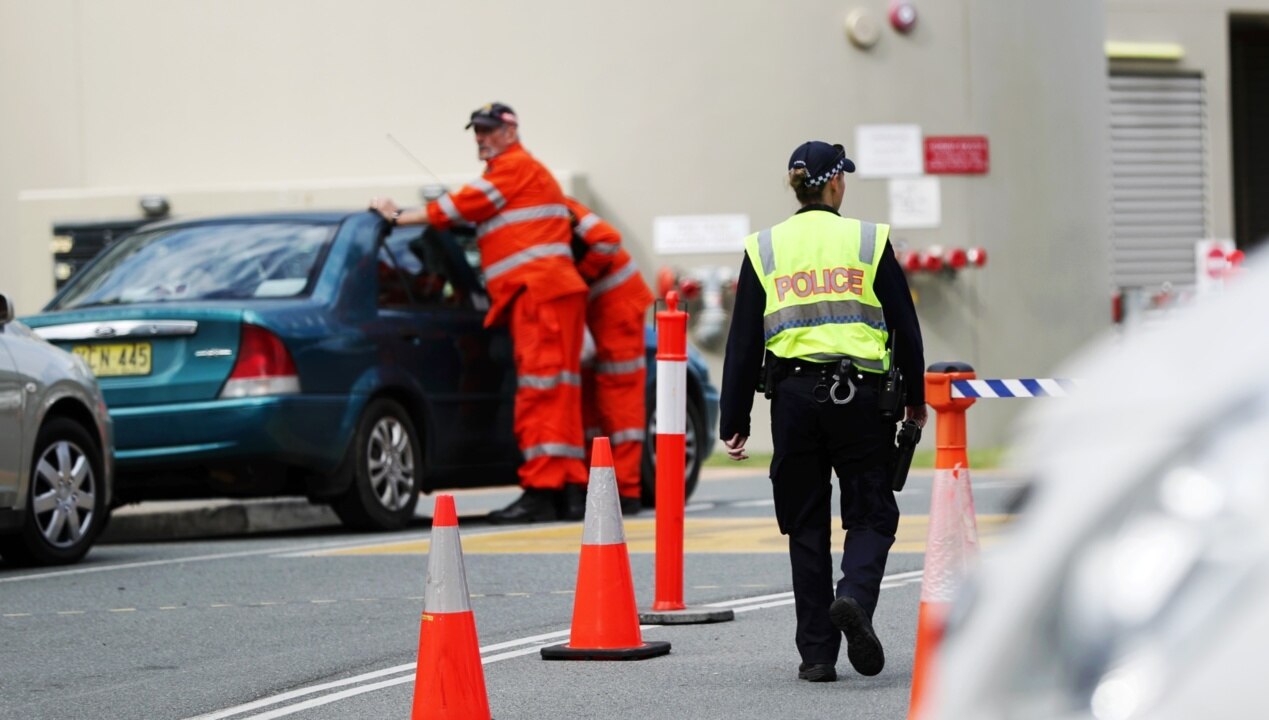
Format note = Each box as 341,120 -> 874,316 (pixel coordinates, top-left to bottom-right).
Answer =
653,214 -> 751,255
855,124 -> 923,178
1194,238 -> 1238,294
888,177 -> 942,229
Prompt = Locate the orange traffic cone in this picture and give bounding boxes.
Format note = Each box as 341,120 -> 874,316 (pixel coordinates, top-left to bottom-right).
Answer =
410,494 -> 491,720
908,363 -> 980,720
541,437 -> 671,661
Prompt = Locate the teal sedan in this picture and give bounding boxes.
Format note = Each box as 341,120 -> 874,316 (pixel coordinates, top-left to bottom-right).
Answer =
22,212 -> 718,531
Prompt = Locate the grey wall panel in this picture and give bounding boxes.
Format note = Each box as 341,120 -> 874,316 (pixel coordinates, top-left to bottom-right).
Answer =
1109,73 -> 1209,291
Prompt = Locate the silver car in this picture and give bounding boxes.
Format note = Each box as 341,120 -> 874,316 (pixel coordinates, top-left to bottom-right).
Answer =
923,254 -> 1269,720
0,292 -> 113,565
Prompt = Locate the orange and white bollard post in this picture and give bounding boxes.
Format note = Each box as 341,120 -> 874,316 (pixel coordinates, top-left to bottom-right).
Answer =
410,494 -> 491,720
639,292 -> 733,625
908,362 -> 981,720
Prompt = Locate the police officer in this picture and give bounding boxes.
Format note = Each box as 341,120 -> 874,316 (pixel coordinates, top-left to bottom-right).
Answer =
720,140 -> 926,682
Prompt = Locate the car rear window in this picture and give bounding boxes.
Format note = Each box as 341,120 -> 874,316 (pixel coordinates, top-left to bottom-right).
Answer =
49,222 -> 336,310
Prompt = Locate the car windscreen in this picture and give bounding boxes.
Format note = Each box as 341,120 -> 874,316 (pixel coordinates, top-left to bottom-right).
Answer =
48,222 -> 336,310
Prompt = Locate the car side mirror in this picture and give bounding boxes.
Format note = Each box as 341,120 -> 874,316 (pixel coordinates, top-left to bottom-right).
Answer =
0,293 -> 13,325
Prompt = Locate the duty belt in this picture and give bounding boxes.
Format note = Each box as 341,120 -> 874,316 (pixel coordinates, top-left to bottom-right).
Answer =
775,357 -> 882,404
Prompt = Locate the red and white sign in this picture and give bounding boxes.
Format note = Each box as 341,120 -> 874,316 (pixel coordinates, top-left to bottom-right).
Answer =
924,136 -> 990,175
1195,239 -> 1244,293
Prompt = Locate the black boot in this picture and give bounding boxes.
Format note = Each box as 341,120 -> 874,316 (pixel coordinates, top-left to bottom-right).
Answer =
797,662 -> 838,682
487,489 -> 560,524
830,596 -> 885,676
619,495 -> 642,516
560,483 -> 587,521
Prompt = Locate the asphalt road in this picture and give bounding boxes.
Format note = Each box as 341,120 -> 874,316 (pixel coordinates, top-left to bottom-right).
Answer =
0,467 -> 1025,720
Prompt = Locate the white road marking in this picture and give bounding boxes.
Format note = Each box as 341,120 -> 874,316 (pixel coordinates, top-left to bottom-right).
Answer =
183,570 -> 927,720
0,534 -> 420,584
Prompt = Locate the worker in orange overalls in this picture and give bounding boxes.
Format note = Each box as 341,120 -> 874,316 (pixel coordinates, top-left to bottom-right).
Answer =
371,102 -> 587,524
564,197 -> 655,520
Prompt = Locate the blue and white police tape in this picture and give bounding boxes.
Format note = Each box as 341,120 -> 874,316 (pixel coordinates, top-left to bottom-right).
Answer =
950,378 -> 1077,399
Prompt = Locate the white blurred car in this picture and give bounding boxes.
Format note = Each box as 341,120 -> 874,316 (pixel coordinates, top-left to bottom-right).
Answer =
923,256 -> 1269,720
0,292 -> 113,565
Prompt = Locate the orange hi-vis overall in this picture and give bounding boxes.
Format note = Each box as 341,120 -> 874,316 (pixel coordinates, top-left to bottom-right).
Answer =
564,198 -> 655,499
427,143 -> 588,491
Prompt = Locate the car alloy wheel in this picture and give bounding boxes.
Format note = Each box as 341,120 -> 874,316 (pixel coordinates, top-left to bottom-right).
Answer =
32,437 -> 99,549
331,397 -> 422,531
366,415 -> 416,513
0,417 -> 108,566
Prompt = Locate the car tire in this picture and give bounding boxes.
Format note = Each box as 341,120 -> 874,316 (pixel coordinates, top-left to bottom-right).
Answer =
640,392 -> 706,507
0,417 -> 108,566
331,398 -> 422,531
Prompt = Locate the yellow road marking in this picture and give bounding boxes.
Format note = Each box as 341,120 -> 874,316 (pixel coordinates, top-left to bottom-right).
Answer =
317,515 -> 1014,556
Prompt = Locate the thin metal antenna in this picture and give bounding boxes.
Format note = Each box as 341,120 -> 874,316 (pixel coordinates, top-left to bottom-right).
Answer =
385,133 -> 445,185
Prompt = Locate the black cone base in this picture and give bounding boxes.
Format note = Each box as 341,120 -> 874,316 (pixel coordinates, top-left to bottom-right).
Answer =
540,640 -> 671,661
639,607 -> 735,625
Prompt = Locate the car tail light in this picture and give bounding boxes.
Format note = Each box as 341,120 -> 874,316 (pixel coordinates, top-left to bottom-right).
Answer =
219,324 -> 301,398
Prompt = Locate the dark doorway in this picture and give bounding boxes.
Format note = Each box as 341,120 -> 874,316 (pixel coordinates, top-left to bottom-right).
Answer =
1230,15 -> 1269,251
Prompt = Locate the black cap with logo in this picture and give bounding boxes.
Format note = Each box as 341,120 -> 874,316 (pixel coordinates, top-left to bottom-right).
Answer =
466,102 -> 519,130
788,141 -> 856,187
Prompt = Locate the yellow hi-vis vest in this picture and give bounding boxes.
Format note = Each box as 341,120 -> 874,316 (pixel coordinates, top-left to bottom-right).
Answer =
743,211 -> 891,372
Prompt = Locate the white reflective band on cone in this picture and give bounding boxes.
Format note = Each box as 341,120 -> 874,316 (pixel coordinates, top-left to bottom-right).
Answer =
920,467 -> 980,604
424,526 -> 473,613
656,360 -> 687,435
581,465 -> 626,546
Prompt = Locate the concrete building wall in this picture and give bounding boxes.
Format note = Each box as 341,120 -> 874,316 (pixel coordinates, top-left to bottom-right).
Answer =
0,0 -> 1116,450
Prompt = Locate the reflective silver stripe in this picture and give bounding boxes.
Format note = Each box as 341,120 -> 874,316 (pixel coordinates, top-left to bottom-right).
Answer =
576,213 -> 601,235
485,243 -> 574,281
437,194 -> 463,222
610,428 -> 646,444
588,261 -> 638,299
518,371 -> 582,390
423,525 -> 472,613
470,178 -> 506,211
591,242 -> 620,255
476,203 -> 570,239
802,352 -> 887,372
523,443 -> 586,460
596,357 -> 646,375
859,222 -> 877,265
757,228 -> 776,275
764,299 -> 887,345
581,465 -> 625,545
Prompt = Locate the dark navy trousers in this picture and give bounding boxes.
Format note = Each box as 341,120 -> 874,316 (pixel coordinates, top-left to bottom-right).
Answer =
768,370 -> 899,666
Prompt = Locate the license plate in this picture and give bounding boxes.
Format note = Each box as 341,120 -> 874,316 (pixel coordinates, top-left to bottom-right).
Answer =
72,342 -> 153,377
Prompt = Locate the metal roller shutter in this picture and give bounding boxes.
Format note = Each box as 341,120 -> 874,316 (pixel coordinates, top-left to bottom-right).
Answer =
1108,73 -> 1208,290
